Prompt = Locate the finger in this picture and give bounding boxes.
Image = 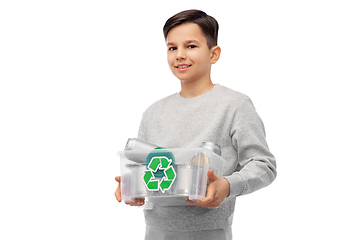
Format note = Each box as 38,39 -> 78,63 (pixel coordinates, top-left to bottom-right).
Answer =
196,196 -> 213,205
199,195 -> 222,208
187,197 -> 210,207
115,187 -> 122,202
197,187 -> 216,205
125,198 -> 144,205
115,176 -> 121,183
207,169 -> 218,182
135,198 -> 145,204
191,199 -> 217,208
115,176 -> 122,202
125,200 -> 137,206
186,199 -> 196,205
125,198 -> 145,206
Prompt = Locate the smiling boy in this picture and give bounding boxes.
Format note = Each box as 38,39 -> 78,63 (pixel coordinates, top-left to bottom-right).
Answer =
115,10 -> 277,240
166,21 -> 221,98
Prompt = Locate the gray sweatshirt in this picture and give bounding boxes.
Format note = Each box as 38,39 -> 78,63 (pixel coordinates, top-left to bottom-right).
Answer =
137,84 -> 277,237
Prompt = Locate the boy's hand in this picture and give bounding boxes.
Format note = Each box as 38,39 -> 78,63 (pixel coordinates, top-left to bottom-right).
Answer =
186,170 -> 230,208
115,176 -> 122,202
114,176 -> 145,206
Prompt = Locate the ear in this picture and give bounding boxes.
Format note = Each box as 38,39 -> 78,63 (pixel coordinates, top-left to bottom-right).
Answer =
210,46 -> 221,64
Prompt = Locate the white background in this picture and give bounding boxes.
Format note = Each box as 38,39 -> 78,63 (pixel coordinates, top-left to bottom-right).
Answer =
1,0 -> 359,239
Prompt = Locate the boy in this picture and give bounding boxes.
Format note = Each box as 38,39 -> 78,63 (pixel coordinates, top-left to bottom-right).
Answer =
115,9 -> 277,240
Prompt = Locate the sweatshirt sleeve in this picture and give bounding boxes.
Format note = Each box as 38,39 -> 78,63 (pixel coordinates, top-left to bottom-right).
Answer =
224,97 -> 277,197
137,111 -> 148,142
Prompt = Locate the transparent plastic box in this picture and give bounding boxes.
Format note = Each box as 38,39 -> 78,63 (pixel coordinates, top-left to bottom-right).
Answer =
118,147 -> 226,202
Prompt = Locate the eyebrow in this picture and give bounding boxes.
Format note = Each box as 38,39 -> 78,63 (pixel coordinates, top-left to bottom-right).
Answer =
167,39 -> 201,46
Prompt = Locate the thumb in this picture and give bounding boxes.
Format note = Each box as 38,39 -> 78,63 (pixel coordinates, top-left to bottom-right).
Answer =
207,169 -> 218,182
115,176 -> 121,183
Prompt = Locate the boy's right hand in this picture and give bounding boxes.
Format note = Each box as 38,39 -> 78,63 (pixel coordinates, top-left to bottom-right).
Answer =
114,176 -> 145,206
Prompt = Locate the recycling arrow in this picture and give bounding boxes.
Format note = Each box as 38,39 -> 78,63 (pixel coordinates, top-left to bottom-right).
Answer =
143,156 -> 176,193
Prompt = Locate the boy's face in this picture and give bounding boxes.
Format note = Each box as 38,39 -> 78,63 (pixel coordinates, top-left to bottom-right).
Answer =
166,22 -> 220,84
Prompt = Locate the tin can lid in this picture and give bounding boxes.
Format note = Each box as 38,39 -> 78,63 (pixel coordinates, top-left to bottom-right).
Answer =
124,138 -> 159,150
124,138 -> 135,150
200,142 -> 221,156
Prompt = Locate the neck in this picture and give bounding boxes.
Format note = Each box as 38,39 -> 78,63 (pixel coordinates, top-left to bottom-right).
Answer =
180,79 -> 214,98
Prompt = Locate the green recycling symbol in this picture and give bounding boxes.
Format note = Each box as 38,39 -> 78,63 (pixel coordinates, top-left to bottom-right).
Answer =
143,156 -> 176,193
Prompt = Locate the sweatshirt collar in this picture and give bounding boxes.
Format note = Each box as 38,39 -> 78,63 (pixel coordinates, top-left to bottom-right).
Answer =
174,84 -> 220,103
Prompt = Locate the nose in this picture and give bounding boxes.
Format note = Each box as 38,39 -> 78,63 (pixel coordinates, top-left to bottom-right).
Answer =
176,47 -> 186,60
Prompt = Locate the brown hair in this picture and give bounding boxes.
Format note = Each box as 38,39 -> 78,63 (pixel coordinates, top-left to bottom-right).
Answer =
163,9 -> 219,49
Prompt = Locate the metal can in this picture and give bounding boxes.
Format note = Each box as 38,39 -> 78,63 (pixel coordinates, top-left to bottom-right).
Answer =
124,138 -> 159,164
173,165 -> 195,195
125,138 -> 159,150
129,164 -> 149,198
174,164 -> 207,198
200,142 -> 221,156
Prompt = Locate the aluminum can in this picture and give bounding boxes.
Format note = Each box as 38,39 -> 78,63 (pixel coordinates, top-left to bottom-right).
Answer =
200,142 -> 221,156
125,138 -> 159,150
174,164 -> 207,198
130,164 -> 148,198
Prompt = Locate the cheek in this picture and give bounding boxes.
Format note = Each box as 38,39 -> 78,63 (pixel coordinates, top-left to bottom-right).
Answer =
186,51 -> 197,61
187,51 -> 207,65
167,54 -> 173,66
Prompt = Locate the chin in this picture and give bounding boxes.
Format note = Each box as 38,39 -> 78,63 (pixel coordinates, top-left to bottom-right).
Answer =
175,75 -> 193,82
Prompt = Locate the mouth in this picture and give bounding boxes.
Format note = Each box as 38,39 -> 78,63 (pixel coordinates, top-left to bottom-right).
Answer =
175,64 -> 192,69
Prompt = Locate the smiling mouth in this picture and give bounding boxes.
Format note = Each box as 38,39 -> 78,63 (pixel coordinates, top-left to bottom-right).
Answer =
176,65 -> 192,69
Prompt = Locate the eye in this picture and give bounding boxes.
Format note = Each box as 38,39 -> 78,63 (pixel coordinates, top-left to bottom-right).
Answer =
168,47 -> 177,51
188,45 -> 197,49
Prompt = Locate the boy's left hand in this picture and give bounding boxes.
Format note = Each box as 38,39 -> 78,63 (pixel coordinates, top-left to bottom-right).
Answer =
186,169 -> 230,208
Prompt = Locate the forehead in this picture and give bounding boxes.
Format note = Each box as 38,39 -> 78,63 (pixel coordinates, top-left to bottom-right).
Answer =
166,22 -> 206,44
